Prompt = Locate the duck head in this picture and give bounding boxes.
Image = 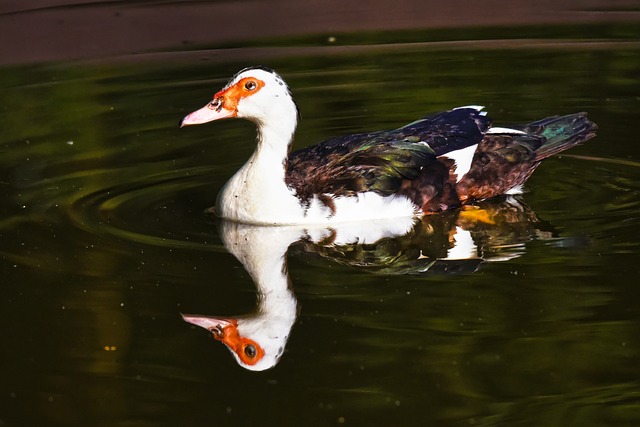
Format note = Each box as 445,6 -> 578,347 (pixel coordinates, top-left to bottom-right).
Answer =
180,66 -> 298,128
182,312 -> 291,371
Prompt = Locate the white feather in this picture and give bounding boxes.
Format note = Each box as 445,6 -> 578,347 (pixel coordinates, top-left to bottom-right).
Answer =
440,144 -> 478,182
454,105 -> 485,111
304,192 -> 418,225
486,127 -> 526,135
505,184 -> 524,195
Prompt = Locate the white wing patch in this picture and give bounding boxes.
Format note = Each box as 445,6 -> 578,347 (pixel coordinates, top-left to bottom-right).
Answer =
486,127 -> 527,135
440,144 -> 478,182
453,105 -> 487,116
453,105 -> 485,111
505,184 -> 524,195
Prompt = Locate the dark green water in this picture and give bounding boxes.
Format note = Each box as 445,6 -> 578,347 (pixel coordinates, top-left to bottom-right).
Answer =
1,25 -> 640,426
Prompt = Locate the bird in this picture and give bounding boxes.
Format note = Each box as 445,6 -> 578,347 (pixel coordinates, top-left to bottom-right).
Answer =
181,66 -> 597,225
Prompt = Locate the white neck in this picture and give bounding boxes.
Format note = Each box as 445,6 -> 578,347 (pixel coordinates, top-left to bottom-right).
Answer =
220,221 -> 301,368
255,111 -> 297,159
216,107 -> 303,224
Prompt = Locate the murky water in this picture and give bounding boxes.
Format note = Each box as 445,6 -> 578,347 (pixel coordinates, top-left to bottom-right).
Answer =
1,22 -> 640,427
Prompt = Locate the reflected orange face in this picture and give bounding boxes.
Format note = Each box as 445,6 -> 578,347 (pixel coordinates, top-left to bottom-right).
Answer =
211,318 -> 266,366
181,313 -> 266,366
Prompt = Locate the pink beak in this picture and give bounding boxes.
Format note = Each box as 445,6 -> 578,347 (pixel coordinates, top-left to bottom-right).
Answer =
180,103 -> 235,127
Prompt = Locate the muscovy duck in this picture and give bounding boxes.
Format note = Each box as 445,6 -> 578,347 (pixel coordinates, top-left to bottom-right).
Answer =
181,66 -> 597,225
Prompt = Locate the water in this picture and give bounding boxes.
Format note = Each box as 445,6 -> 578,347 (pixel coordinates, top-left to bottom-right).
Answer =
1,21 -> 640,427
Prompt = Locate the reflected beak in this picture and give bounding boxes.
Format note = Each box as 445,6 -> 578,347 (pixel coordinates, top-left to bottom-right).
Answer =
180,98 -> 236,127
181,314 -> 238,338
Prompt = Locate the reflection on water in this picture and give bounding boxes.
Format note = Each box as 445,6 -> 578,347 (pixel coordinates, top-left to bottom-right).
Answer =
183,197 -> 558,371
1,23 -> 640,427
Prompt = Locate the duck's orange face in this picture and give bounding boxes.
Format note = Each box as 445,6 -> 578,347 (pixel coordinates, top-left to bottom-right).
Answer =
181,314 -> 266,367
180,77 -> 265,126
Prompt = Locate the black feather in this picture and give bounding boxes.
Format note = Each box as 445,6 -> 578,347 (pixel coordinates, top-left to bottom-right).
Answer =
285,108 -> 489,203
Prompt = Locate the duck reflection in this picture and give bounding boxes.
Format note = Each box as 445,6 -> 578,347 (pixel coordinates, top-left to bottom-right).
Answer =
182,196 -> 553,371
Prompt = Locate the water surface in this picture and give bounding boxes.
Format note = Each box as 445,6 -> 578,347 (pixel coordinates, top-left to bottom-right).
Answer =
1,22 -> 640,427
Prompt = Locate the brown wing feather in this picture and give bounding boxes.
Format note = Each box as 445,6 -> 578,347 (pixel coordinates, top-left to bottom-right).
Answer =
456,134 -> 542,202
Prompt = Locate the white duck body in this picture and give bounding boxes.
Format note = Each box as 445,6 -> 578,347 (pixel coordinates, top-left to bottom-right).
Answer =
216,128 -> 418,225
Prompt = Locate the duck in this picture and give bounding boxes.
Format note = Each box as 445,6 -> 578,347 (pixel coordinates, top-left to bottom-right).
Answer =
181,66 -> 597,225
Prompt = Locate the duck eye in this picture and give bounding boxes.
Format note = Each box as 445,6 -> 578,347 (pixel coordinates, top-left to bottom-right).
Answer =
243,344 -> 257,358
244,80 -> 257,91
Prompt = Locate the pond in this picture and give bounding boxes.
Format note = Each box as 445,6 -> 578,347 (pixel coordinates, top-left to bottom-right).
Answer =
1,6 -> 640,427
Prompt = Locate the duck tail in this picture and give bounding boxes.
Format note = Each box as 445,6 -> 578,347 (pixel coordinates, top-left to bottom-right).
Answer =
525,113 -> 598,161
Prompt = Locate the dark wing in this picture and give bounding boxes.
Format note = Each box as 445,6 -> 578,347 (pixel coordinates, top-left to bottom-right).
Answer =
396,107 -> 490,156
457,112 -> 597,202
457,133 -> 544,202
285,108 -> 490,201
286,136 -> 436,202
